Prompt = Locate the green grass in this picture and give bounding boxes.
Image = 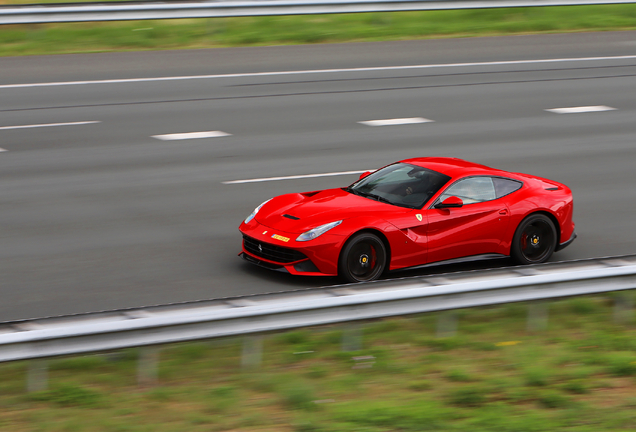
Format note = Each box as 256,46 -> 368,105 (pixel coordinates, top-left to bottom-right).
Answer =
1,296 -> 636,431
0,4 -> 636,56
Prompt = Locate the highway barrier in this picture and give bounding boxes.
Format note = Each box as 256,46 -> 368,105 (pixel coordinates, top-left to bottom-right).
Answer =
1,0 -> 635,25
1,255 -> 635,390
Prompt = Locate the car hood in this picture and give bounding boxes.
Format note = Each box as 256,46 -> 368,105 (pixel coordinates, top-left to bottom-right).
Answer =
256,188 -> 389,233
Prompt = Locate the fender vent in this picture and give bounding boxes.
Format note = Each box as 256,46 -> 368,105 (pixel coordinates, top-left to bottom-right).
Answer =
283,214 -> 300,220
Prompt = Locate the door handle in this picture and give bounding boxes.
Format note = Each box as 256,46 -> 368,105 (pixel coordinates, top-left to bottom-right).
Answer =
499,209 -> 508,215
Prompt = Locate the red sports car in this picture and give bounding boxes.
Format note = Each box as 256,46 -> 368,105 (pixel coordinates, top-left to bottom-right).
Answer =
239,157 -> 575,283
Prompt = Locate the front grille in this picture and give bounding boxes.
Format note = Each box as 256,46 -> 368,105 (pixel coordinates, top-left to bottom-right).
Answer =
243,235 -> 307,264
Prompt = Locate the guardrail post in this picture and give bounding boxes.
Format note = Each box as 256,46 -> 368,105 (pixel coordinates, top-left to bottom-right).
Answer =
138,347 -> 160,387
241,335 -> 263,369
342,323 -> 363,352
436,311 -> 458,338
527,301 -> 549,332
27,359 -> 48,393
614,293 -> 634,324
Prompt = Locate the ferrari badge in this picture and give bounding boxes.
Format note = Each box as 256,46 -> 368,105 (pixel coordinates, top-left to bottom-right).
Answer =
416,214 -> 423,222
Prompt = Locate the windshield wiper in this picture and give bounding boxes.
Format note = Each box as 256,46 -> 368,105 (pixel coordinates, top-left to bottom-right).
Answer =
353,191 -> 392,205
366,193 -> 394,205
344,186 -> 362,196
346,187 -> 393,205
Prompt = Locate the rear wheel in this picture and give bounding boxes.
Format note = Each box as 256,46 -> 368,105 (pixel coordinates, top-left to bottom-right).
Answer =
339,232 -> 387,283
511,214 -> 557,265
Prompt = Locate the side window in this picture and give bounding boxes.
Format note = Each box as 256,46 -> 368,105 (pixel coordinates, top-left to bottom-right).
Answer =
493,177 -> 523,198
438,177 -> 496,205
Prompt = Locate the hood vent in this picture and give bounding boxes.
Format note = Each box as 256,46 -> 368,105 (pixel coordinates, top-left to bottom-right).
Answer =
283,214 -> 300,220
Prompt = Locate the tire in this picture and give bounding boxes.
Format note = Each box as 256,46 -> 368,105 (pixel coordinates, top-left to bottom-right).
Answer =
511,213 -> 557,265
339,232 -> 387,283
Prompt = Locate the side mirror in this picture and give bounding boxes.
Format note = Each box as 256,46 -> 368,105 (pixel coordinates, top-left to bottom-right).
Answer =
434,196 -> 463,209
359,171 -> 371,180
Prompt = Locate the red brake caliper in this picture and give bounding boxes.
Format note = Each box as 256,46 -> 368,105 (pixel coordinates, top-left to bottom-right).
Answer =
370,246 -> 377,269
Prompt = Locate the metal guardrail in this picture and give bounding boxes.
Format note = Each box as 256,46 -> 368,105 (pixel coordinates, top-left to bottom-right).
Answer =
1,0 -> 635,25
2,255 -> 636,365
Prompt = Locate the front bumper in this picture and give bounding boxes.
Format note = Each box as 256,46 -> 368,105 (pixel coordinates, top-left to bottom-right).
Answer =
238,219 -> 345,276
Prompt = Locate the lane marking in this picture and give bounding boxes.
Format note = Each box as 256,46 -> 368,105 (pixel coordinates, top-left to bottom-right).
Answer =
545,105 -> 617,114
152,131 -> 231,140
359,117 -> 433,126
0,148 -> 7,152
2,55 -> 636,90
223,170 -> 373,184
0,121 -> 100,130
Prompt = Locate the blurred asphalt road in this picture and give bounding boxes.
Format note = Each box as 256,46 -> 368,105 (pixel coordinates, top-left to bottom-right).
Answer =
1,32 -> 636,321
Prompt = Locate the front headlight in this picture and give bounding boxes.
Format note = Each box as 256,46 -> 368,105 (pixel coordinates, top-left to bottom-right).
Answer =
296,220 -> 342,242
244,199 -> 271,224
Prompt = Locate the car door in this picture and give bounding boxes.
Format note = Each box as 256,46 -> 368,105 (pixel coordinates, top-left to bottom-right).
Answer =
425,176 -> 511,263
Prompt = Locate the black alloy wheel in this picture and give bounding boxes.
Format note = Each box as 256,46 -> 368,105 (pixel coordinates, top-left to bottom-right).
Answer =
339,232 -> 387,283
511,213 -> 557,265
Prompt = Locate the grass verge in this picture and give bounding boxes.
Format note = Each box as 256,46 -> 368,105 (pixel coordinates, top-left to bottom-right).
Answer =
1,295 -> 636,431
0,5 -> 636,56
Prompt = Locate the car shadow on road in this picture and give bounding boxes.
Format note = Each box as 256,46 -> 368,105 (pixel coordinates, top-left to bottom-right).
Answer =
236,257 -> 520,292
388,257 -> 516,281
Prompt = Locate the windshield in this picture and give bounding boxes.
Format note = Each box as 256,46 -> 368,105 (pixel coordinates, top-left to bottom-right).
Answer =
346,163 -> 451,209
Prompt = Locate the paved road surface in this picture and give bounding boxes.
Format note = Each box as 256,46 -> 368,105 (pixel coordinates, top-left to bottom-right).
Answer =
1,32 -> 636,321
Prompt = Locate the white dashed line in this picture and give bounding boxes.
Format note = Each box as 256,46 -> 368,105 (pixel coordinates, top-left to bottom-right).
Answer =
545,106 -> 617,114
152,131 -> 231,141
2,55 -> 636,89
223,170 -> 373,184
0,148 -> 7,152
0,121 -> 100,131
359,117 -> 434,126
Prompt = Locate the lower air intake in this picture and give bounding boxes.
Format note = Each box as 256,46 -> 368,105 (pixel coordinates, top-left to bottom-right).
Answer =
243,235 -> 307,263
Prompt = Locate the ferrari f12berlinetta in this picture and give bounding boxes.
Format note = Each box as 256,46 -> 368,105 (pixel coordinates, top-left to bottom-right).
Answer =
239,157 -> 575,282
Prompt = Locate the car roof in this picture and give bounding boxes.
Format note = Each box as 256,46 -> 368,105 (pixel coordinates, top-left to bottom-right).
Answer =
400,157 -> 508,179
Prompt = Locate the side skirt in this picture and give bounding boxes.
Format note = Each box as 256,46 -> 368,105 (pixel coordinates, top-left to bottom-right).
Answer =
393,253 -> 509,273
555,231 -> 577,252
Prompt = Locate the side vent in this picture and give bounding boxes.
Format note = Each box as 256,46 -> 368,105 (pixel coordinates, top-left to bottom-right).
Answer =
283,214 -> 300,220
540,180 -> 561,191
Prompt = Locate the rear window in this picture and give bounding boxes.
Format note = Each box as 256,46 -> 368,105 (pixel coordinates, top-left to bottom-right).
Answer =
493,177 -> 523,198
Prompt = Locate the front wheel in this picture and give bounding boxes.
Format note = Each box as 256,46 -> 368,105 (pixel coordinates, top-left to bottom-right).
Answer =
339,232 -> 387,283
511,214 -> 557,265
